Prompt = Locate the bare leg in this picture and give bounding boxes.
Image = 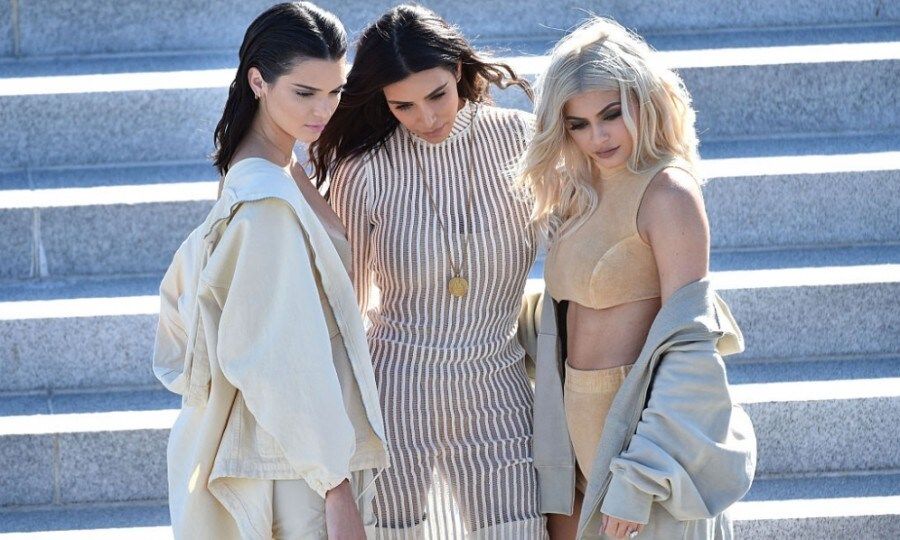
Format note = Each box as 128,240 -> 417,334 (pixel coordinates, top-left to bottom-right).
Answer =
547,489 -> 583,540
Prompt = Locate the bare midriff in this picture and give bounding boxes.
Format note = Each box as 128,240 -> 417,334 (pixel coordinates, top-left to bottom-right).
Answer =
565,296 -> 660,370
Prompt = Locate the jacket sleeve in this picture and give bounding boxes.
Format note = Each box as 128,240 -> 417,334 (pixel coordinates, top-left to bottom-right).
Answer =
204,199 -> 356,498
529,289 -> 578,515
152,233 -> 197,395
329,158 -> 378,319
154,275 -> 189,394
600,339 -> 756,524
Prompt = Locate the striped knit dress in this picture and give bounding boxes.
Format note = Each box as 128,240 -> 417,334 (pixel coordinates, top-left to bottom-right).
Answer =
329,101 -> 544,539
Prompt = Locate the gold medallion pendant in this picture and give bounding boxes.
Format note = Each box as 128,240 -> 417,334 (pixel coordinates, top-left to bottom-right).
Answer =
448,276 -> 469,298
409,106 -> 480,302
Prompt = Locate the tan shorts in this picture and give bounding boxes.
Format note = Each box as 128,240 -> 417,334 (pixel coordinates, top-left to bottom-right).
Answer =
564,362 -> 633,494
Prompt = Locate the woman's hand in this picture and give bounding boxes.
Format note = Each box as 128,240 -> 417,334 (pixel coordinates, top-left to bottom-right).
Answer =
325,479 -> 366,539
601,514 -> 644,538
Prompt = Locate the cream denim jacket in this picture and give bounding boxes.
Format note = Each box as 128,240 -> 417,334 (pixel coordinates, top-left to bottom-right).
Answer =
519,279 -> 756,539
153,159 -> 388,539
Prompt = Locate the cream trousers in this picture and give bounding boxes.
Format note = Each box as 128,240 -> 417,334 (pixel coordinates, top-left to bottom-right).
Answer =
227,470 -> 376,539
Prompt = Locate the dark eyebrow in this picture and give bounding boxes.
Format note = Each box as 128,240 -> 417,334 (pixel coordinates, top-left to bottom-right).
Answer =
565,101 -> 622,121
292,83 -> 345,93
386,82 -> 448,105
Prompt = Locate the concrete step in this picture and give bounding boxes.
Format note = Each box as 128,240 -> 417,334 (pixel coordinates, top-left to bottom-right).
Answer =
0,473 -> 897,538
700,135 -> 900,250
733,472 -> 900,538
1,134 -> 896,279
710,245 -> 899,361
0,501 -> 171,538
1,244 -> 898,389
0,473 -> 898,540
3,0 -> 898,59
0,28 -> 897,169
0,359 -> 896,507
0,274 -> 163,392
729,357 -> 900,475
0,388 -> 176,507
4,23 -> 898,78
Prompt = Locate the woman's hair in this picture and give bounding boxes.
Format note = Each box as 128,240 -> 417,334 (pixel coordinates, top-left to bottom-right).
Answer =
212,2 -> 347,176
309,4 -> 532,183
516,17 -> 699,240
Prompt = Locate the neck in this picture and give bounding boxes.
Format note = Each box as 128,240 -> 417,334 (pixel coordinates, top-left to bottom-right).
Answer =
591,161 -> 629,189
242,114 -> 295,168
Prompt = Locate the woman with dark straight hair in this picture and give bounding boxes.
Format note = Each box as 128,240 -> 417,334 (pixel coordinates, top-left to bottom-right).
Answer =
153,3 -> 388,538
310,4 -> 544,538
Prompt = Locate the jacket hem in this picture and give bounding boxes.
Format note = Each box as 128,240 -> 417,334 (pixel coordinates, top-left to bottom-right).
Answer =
536,464 -> 576,515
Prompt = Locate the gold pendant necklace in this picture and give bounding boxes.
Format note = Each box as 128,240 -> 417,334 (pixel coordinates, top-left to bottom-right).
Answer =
410,104 -> 479,298
448,276 -> 469,298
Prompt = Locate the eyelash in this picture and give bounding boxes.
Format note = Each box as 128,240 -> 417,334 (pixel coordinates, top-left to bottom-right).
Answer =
568,109 -> 623,130
395,92 -> 446,111
603,109 -> 622,121
295,90 -> 343,98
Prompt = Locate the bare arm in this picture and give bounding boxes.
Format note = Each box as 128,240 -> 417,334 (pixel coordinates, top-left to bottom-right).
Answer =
325,479 -> 366,539
639,167 -> 710,304
599,168 -> 709,538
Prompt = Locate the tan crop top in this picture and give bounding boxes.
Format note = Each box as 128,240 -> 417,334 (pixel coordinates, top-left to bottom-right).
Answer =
544,157 -> 695,310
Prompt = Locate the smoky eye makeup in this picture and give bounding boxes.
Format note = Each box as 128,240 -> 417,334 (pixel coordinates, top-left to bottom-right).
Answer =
601,107 -> 623,121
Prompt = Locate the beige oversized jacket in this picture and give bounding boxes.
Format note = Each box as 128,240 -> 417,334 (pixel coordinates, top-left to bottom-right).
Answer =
519,279 -> 756,539
153,159 -> 388,539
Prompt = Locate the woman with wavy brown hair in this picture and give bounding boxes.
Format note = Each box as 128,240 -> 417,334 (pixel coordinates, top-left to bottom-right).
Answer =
310,4 -> 544,538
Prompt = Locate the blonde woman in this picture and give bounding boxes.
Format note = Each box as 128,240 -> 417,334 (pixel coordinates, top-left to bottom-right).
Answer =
517,18 -> 756,539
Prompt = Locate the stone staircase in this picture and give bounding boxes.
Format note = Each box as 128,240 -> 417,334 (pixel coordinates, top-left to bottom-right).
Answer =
1,1 -> 898,537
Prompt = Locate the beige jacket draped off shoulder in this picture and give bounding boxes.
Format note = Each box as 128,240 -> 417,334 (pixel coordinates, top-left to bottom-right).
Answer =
153,159 -> 389,539
519,279 -> 756,539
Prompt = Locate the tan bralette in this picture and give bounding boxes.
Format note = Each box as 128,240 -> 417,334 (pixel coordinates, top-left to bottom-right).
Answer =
544,157 -> 696,310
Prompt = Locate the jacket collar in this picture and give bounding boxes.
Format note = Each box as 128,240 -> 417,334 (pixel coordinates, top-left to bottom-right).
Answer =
204,157 -> 389,443
202,158 -> 299,238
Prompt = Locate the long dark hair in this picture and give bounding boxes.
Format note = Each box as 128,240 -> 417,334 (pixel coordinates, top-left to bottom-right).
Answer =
309,4 -> 532,183
212,2 -> 347,176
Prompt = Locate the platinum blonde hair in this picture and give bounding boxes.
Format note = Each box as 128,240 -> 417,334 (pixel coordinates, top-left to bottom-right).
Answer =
516,17 -> 699,239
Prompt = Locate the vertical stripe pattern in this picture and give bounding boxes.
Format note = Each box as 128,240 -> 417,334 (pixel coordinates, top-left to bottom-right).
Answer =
330,102 -> 544,539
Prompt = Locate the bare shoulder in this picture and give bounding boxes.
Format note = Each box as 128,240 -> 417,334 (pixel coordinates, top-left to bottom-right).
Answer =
639,166 -> 707,240
644,167 -> 704,216
638,167 -> 709,300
